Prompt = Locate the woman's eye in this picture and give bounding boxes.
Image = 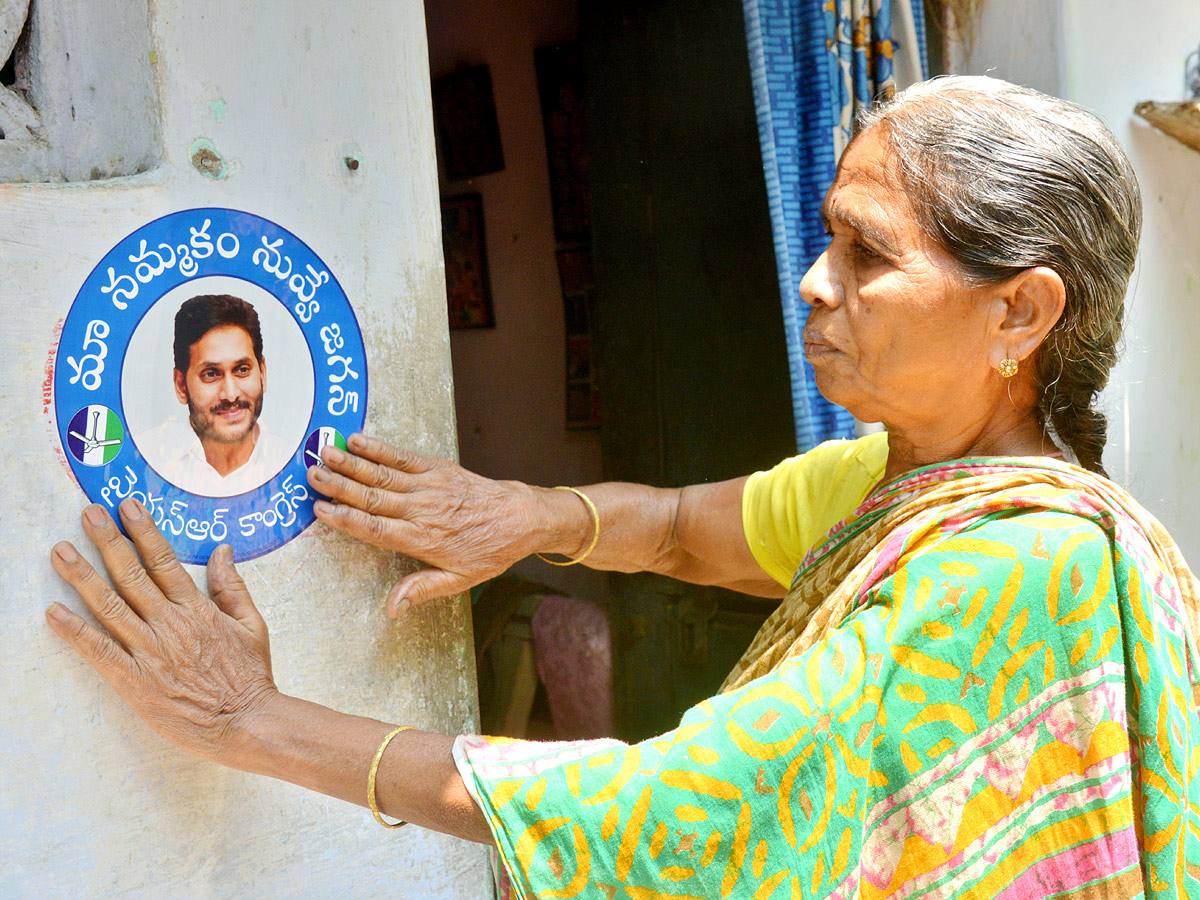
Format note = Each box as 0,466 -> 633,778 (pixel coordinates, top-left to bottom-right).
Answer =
850,242 -> 881,264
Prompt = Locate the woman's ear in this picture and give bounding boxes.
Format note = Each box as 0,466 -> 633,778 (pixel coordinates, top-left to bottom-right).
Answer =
988,266 -> 1067,368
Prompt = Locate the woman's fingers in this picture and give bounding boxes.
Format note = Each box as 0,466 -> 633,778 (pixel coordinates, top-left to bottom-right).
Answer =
80,503 -> 174,623
385,569 -> 472,617
49,541 -> 154,651
307,464 -> 402,516
344,433 -> 441,474
118,499 -> 201,606
312,500 -> 411,552
46,601 -> 135,679
317,444 -> 413,493
207,545 -> 269,641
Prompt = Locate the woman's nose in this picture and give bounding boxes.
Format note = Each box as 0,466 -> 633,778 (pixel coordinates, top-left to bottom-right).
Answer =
798,250 -> 841,309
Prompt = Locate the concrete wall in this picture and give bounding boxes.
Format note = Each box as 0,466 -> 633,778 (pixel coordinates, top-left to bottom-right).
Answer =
426,0 -> 607,603
957,0 -> 1200,564
2,1 -> 491,896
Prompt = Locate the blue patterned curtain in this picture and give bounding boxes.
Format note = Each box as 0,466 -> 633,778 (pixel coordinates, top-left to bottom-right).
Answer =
743,0 -> 927,451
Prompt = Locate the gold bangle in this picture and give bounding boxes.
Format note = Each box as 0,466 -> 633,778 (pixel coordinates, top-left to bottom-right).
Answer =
367,725 -> 415,829
536,486 -> 600,567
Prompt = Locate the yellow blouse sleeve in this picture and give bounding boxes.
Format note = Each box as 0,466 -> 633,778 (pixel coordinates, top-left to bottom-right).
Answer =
741,432 -> 888,587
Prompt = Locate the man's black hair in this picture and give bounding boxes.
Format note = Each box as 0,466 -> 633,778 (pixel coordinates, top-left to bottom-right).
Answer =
173,294 -> 264,372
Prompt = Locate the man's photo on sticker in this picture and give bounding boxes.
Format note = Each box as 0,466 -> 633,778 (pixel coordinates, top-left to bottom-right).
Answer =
134,294 -> 293,496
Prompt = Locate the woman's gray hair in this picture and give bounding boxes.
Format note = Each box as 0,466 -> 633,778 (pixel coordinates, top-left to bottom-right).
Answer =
857,75 -> 1142,476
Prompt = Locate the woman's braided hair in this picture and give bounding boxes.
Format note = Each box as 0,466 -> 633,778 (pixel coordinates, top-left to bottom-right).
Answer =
857,76 -> 1142,476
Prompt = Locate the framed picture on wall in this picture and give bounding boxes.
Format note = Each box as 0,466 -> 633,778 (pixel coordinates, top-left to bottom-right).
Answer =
441,193 -> 495,329
433,65 -> 506,181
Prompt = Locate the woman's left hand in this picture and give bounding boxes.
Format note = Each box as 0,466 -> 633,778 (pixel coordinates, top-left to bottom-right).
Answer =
46,499 -> 279,768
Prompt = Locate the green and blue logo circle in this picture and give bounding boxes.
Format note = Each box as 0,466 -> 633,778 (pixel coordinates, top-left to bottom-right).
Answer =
66,405 -> 125,466
304,427 -> 348,469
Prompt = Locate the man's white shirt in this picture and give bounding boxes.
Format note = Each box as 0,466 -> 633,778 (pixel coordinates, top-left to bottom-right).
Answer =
135,418 -> 296,497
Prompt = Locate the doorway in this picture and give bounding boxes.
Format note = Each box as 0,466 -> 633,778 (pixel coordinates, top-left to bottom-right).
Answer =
425,0 -> 796,741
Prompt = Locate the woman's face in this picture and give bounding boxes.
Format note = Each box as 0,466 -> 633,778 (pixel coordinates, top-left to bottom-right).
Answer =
799,129 -> 999,433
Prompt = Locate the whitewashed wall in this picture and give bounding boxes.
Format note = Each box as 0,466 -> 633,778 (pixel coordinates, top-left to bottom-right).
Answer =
0,1 -> 492,897
957,0 -> 1200,564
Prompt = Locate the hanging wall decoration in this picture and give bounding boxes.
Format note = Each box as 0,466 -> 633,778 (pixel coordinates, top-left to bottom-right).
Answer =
433,64 -> 506,181
536,41 -> 599,429
441,193 -> 495,329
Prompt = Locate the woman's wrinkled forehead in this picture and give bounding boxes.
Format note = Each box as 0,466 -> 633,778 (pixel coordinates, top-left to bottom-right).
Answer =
823,130 -> 919,248
832,124 -> 902,190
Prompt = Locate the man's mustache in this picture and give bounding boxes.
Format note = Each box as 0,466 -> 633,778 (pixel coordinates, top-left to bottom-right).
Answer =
210,399 -> 252,413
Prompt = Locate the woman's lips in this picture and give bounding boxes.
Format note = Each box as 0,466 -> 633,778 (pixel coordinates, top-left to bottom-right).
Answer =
802,332 -> 837,358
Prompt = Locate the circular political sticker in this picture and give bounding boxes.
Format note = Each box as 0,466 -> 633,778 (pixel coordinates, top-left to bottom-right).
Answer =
54,208 -> 368,564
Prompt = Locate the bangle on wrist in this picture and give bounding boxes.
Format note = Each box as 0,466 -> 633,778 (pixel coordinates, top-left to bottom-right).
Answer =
367,725 -> 415,828
536,486 -> 600,567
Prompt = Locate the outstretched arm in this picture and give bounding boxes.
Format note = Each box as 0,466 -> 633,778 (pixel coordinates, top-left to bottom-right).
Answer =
46,500 -> 492,844
307,433 -> 785,615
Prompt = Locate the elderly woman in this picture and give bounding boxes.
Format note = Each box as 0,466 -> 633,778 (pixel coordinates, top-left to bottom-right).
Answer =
48,77 -> 1200,898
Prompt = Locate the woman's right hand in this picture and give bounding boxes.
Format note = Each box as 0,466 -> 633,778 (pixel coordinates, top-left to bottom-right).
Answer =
306,434 -> 571,615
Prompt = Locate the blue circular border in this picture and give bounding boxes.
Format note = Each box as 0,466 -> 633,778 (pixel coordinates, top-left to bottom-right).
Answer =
55,208 -> 368,564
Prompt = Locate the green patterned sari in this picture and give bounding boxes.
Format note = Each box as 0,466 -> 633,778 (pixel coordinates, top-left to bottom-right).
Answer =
455,458 -> 1200,899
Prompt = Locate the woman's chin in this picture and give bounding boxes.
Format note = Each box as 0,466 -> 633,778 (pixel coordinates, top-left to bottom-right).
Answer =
809,371 -> 850,408
809,377 -> 885,428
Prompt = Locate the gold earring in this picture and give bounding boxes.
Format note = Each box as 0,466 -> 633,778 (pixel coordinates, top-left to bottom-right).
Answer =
998,358 -> 1019,379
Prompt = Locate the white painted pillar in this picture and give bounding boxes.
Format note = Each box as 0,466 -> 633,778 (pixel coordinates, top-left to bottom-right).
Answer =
1,1 -> 492,896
